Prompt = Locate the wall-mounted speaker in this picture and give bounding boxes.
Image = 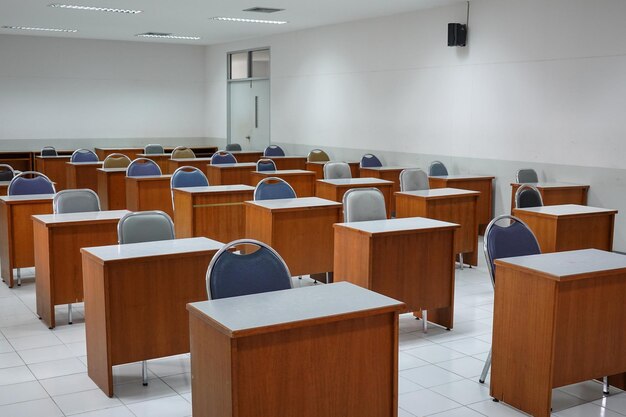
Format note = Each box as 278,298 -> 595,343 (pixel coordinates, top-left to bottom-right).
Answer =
448,23 -> 467,47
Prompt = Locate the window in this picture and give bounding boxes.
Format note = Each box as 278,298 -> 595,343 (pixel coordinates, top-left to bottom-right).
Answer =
228,49 -> 270,80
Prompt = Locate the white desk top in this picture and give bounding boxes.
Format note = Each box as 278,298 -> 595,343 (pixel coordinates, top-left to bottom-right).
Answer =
335,216 -> 459,234
208,163 -> 256,168
170,157 -> 213,162
265,155 -> 307,159
397,187 -> 480,198
430,174 -> 495,180
33,210 -> 130,226
496,249 -> 626,281
81,237 -> 223,263
229,150 -> 263,154
97,168 -> 127,173
174,185 -> 255,194
246,197 -> 341,210
512,182 -> 588,188
126,174 -> 172,180
136,153 -> 172,157
95,147 -> 143,150
253,170 -> 315,175
65,161 -> 103,166
359,166 -> 413,171
306,160 -> 359,165
0,181 -> 10,186
514,204 -> 617,217
35,155 -> 71,159
0,194 -> 54,203
318,177 -> 394,186
187,282 -> 404,337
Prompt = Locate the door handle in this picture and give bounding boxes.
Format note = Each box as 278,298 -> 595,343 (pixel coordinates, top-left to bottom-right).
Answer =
245,136 -> 251,141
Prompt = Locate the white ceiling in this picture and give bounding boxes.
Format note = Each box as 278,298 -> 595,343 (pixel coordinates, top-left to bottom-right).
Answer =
0,0 -> 462,45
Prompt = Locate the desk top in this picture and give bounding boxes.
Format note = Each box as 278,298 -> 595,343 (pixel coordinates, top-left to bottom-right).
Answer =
81,237 -> 223,264
397,187 -> 480,199
95,147 -> 143,151
335,216 -> 459,235
207,163 -> 256,169
306,161 -> 359,165
32,210 -> 130,227
174,185 -> 255,194
229,150 -> 263,154
510,182 -> 589,189
245,197 -> 342,211
97,168 -> 127,173
430,174 -> 495,181
495,249 -> 626,282
66,162 -> 103,167
35,155 -> 71,160
252,169 -> 315,176
265,155 -> 307,159
187,282 -> 404,338
317,177 -> 394,186
359,166 -> 413,171
126,174 -> 172,181
0,194 -> 55,204
514,204 -> 617,218
170,157 -> 213,163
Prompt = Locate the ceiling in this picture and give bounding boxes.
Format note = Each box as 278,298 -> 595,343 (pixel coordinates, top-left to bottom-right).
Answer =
0,0 -> 462,45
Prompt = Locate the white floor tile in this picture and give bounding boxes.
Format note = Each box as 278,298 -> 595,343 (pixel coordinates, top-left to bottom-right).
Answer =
161,373 -> 192,395
441,337 -> 492,356
0,339 -> 13,353
427,407 -> 485,417
399,376 -> 423,395
401,365 -> 465,388
404,344 -> 466,364
54,388 -> 122,415
594,392 -> 626,415
435,356 -> 487,379
554,402 -> 624,417
0,380 -> 49,406
400,351 -> 429,370
430,379 -> 492,405
112,362 -> 157,385
115,377 -> 177,405
70,406 -> 136,417
0,351 -> 25,368
147,355 -> 190,378
28,357 -> 86,379
18,344 -> 75,364
0,365 -> 36,386
468,399 -> 532,416
0,397 -> 63,417
399,389 -> 461,416
126,395 -> 192,417
550,390 -> 588,412
9,333 -> 63,351
560,380 -> 608,402
39,372 -> 100,396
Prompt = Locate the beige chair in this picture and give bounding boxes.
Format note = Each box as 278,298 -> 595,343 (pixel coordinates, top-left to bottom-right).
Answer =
171,146 -> 195,159
307,148 -> 330,162
103,153 -> 131,169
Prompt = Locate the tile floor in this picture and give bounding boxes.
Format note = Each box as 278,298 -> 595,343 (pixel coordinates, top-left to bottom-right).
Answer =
0,243 -> 625,416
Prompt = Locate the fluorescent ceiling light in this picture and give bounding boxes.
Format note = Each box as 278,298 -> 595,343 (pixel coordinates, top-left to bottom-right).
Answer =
49,4 -> 143,14
1,25 -> 77,33
209,17 -> 287,25
136,33 -> 200,40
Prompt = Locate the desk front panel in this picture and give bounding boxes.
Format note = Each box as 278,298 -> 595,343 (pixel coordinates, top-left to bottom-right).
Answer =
206,165 -> 254,186
430,177 -> 493,234
266,156 -> 307,170
230,151 -> 263,163
95,148 -> 143,160
66,164 -> 100,191
510,184 -> 589,211
35,157 -> 70,190
97,171 -> 126,210
167,159 -> 212,174
249,171 -> 316,197
360,168 -> 403,212
125,177 -> 173,218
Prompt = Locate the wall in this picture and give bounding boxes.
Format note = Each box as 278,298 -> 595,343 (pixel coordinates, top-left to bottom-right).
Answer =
205,0 -> 626,250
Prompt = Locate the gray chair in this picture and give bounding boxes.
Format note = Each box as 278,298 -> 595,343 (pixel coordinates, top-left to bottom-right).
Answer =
515,184 -> 543,208
41,146 -> 58,157
429,161 -> 448,176
0,164 -> 16,182
516,169 -> 539,183
324,162 -> 352,179
342,188 -> 387,223
225,143 -> 242,152
144,144 -> 164,155
400,168 -> 429,192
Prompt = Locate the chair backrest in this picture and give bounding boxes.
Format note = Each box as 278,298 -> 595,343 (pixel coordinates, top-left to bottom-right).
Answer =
342,188 -> 387,222
211,151 -> 237,165
484,215 -> 541,287
324,162 -> 352,179
400,168 -> 429,192
144,144 -> 164,155
71,149 -> 99,163
103,153 -> 131,169
428,160 -> 448,176
206,239 -> 292,300
0,164 -> 15,182
254,177 -> 297,200
117,211 -> 175,244
256,159 -> 277,172
360,153 -> 382,168
307,148 -> 330,162
8,171 -> 56,196
41,146 -> 58,157
516,168 -> 539,183
225,143 -> 242,152
126,158 -> 162,177
171,166 -> 209,188
263,145 -> 285,157
515,184 -> 544,208
53,189 -> 101,214
171,146 -> 195,159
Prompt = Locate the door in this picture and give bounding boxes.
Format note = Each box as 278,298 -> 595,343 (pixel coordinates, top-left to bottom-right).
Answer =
228,79 -> 270,151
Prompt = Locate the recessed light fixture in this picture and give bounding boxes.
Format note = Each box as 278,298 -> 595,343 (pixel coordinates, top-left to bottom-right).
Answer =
48,4 -> 143,14
1,25 -> 78,33
209,17 -> 287,25
136,32 -> 201,40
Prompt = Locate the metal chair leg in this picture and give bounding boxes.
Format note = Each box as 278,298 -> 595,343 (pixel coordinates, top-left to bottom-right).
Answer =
68,304 -> 73,325
459,254 -> 464,270
479,348 -> 491,383
142,361 -> 148,386
17,268 -> 21,286
422,310 -> 428,333
603,376 -> 610,395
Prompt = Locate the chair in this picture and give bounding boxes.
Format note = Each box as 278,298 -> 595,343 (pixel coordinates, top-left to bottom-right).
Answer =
400,168 -> 429,192
103,153 -> 131,169
516,168 -> 539,183
171,146 -> 195,159
429,160 -> 448,176
360,153 -> 382,168
117,210 -> 175,385
307,148 -> 330,162
225,143 -> 242,152
8,171 -> 55,196
171,166 -> 209,189
53,189 -> 101,323
144,144 -> 164,155
342,188 -> 387,222
256,159 -> 277,172
324,162 -> 352,179
479,215 -> 541,384
515,184 -> 543,209
71,149 -> 99,163
41,146 -> 58,157
0,164 -> 15,182
263,145 -> 285,157
211,151 -> 237,165
206,239 -> 292,300
254,177 -> 296,200
126,158 -> 162,177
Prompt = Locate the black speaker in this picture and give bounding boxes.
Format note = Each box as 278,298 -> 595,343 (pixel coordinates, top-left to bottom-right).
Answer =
448,23 -> 467,47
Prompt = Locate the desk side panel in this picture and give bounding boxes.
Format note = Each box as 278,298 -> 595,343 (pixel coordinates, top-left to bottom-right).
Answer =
137,181 -> 173,218
0,202 -> 13,286
334,227 -> 373,289
513,211 -> 558,253
34,222 -> 54,328
191,191 -> 251,243
14,202 -> 53,268
173,191 -> 193,238
555,215 -> 615,252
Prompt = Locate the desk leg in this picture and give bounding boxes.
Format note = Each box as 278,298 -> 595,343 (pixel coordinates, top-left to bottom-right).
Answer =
413,306 -> 454,330
464,249 -> 479,267
0,204 -> 14,288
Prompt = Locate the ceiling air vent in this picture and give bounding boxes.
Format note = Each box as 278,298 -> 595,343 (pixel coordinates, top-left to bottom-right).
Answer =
243,7 -> 284,13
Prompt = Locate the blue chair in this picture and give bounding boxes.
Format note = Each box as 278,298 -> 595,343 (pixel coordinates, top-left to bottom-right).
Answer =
211,151 -> 237,165
206,239 -> 292,300
515,184 -> 543,208
8,171 -> 55,196
256,159 -> 276,172
225,143 -> 242,152
516,168 -> 539,183
126,158 -> 162,177
144,144 -> 164,155
263,145 -> 285,157
41,146 -> 58,157
0,164 -> 16,182
479,215 -> 540,384
171,166 -> 209,188
71,149 -> 99,163
428,160 -> 448,176
360,153 -> 382,168
254,177 -> 296,200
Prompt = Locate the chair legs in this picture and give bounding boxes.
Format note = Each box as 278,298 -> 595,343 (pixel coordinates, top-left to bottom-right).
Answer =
603,376 -> 610,395
479,348 -> 491,383
68,304 -> 73,325
422,310 -> 428,333
459,254 -> 464,270
16,268 -> 21,286
142,361 -> 148,386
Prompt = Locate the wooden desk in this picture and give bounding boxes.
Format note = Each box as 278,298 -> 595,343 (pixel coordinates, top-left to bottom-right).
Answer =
33,210 -> 130,329
96,168 -> 127,210
334,217 -> 458,329
66,162 -> 103,192
360,166 -> 413,213
491,249 -> 626,417
135,153 -> 171,173
245,197 -> 342,276
0,181 -> 9,196
35,156 -> 71,190
187,282 -> 404,417
510,182 -> 589,211
229,150 -> 263,163
0,151 -> 34,172
206,163 -> 256,186
305,161 -> 360,179
167,157 -> 212,174
512,204 -> 617,253
173,185 -> 254,243
82,237 -> 223,397
249,170 -> 317,197
0,195 -> 54,288
95,147 -> 143,161
315,178 -> 394,218
396,188 -> 479,266
125,175 -> 173,218
265,155 -> 307,170
164,146 -> 218,158
429,175 -> 495,234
